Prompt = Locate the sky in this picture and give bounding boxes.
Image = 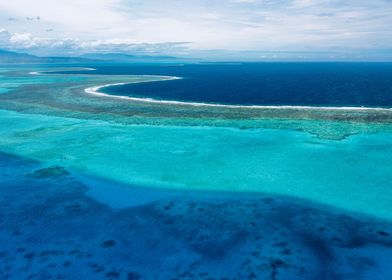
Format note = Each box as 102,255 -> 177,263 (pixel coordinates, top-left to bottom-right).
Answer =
0,0 -> 392,60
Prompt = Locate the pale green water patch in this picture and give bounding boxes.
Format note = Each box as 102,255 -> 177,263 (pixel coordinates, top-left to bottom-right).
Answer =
0,109 -> 392,220
0,67 -> 89,95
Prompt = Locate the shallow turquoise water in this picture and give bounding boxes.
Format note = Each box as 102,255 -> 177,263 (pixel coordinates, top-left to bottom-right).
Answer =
1,65 -> 392,279
1,108 -> 392,220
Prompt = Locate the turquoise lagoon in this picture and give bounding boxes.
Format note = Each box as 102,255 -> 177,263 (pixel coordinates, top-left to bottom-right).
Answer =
1,65 -> 392,279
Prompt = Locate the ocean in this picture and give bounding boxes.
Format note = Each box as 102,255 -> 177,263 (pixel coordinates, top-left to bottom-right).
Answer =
78,62 -> 392,107
1,63 -> 392,279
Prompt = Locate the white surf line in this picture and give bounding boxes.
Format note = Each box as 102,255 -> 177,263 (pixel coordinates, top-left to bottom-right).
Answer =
85,80 -> 392,111
27,68 -> 392,111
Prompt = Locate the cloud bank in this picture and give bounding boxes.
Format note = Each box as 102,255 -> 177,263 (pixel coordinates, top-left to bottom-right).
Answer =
0,28 -> 189,56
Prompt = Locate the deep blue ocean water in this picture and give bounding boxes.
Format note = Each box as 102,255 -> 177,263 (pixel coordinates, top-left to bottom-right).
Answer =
84,63 -> 392,107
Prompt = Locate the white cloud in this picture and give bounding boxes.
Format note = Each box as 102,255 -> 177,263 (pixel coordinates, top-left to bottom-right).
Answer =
0,28 -> 189,56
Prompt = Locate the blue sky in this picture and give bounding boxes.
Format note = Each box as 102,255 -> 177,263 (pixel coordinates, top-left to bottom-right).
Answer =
0,0 -> 392,60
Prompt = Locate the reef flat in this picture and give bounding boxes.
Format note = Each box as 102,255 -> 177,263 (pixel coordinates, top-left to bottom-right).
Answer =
1,67 -> 392,141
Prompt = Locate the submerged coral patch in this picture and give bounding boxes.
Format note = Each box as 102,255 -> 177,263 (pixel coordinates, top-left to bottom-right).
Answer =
30,166 -> 70,179
1,153 -> 392,279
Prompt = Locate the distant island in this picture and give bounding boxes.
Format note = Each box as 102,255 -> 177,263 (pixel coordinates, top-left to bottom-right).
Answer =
0,49 -> 188,64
